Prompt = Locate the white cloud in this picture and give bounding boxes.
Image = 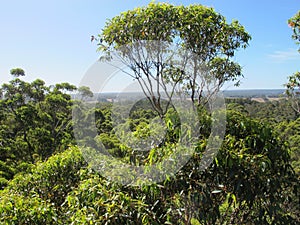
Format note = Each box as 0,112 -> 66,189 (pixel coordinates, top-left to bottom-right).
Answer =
268,48 -> 300,62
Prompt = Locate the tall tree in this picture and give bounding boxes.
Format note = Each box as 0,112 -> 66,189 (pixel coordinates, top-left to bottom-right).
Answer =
98,2 -> 251,117
77,86 -> 94,101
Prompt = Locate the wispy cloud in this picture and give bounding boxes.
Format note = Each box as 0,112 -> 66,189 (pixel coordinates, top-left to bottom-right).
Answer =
268,48 -> 300,62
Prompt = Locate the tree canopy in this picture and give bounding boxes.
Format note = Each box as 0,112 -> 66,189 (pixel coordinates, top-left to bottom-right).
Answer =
0,66 -> 298,224
10,68 -> 25,77
98,2 -> 251,116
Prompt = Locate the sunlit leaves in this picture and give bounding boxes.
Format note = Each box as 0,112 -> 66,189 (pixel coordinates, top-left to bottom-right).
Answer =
0,72 -> 78,188
99,2 -> 251,112
288,10 -> 300,46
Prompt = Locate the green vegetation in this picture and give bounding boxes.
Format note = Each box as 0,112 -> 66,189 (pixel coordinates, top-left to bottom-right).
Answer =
0,73 -> 298,224
0,2 -> 299,225
99,2 -> 250,116
0,74 -> 77,188
286,10 -> 300,114
227,98 -> 300,176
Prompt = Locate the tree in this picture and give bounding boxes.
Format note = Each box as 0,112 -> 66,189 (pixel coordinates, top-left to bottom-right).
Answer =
10,68 -> 25,77
0,70 -> 78,187
288,10 -> 300,45
98,2 -> 251,117
78,86 -> 94,101
286,10 -> 300,114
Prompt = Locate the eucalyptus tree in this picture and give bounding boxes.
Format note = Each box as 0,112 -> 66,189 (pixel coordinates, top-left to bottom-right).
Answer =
98,2 -> 251,116
0,69 -> 78,187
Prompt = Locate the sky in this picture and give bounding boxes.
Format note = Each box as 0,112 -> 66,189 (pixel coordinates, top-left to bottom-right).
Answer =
0,0 -> 299,90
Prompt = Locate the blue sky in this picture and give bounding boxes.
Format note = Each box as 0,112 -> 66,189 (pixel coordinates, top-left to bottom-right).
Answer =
0,0 -> 299,90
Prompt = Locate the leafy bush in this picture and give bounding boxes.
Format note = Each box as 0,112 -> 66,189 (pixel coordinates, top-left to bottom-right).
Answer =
1,146 -> 85,205
0,194 -> 58,225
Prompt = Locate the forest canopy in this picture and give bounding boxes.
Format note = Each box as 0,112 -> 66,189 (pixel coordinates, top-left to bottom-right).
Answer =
0,2 -> 299,225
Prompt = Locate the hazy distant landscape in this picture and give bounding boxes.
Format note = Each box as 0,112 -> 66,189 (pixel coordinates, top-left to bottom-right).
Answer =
89,89 -> 287,103
222,89 -> 286,98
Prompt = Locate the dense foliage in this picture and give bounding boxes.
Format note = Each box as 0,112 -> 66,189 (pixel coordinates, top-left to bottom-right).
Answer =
0,75 -> 77,188
0,2 -> 299,225
227,98 -> 300,176
0,73 -> 299,224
